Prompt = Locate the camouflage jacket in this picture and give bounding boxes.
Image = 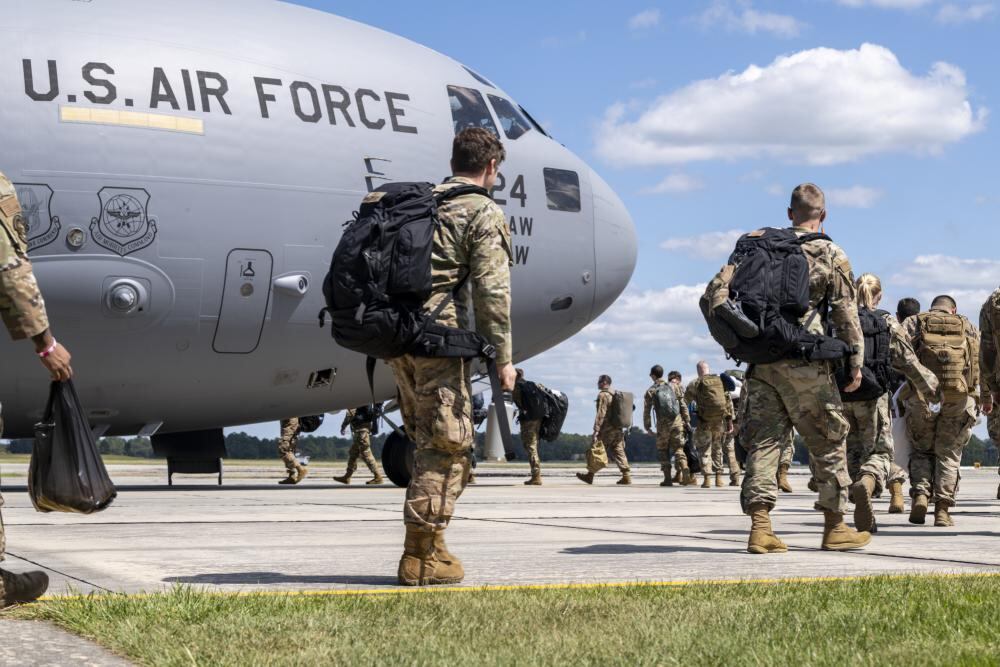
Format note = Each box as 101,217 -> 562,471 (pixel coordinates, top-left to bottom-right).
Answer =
979,289 -> 1000,402
341,408 -> 371,432
793,226 -> 865,369
593,388 -> 614,437
904,307 -> 980,399
881,311 -> 937,399
428,177 -> 513,365
0,172 -> 49,340
642,379 -> 689,431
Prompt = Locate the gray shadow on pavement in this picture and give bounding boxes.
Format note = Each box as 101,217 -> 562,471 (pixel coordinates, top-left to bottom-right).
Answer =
163,572 -> 399,586
561,544 -> 744,556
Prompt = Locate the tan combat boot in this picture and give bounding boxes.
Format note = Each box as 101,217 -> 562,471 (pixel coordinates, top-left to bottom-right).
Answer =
278,470 -> 298,485
701,474 -> 711,488
366,475 -> 384,485
617,473 -> 632,486
777,464 -> 793,493
821,511 -> 872,551
672,470 -> 682,484
714,473 -> 724,487
0,569 -> 49,608
850,474 -> 877,534
333,474 -> 352,485
747,503 -> 788,555
397,528 -> 464,586
295,465 -> 308,483
887,480 -> 905,514
660,468 -> 673,487
729,473 -> 740,487
934,502 -> 954,527
524,474 -> 542,486
576,471 -> 595,485
909,494 -> 929,525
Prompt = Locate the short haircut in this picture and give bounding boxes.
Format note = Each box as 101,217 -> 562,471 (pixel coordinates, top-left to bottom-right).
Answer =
451,127 -> 506,175
668,371 -> 682,382
931,294 -> 957,311
790,183 -> 826,223
650,365 -> 664,379
897,298 -> 920,322
598,374 -> 612,386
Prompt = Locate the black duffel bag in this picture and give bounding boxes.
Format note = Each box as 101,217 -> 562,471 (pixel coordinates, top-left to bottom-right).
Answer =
29,380 -> 117,514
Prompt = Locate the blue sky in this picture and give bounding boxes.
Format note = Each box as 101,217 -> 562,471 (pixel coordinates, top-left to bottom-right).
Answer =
242,0 -> 999,439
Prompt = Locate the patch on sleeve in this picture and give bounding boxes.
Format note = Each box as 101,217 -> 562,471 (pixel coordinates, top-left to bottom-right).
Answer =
748,229 -> 766,237
361,191 -> 386,205
0,196 -> 21,219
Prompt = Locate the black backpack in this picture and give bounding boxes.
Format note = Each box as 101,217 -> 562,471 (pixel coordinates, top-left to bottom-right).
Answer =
837,308 -> 892,402
515,379 -> 569,442
539,390 -> 569,442
298,415 -> 324,433
701,228 -> 851,365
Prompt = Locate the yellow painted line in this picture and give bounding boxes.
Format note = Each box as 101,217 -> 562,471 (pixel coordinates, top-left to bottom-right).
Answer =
37,571 -> 1000,602
60,106 -> 204,135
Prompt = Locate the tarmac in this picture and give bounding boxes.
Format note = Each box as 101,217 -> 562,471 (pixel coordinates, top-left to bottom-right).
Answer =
1,462 -> 998,596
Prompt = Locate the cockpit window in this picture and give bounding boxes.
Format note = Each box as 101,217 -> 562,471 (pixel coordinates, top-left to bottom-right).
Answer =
463,66 -> 495,88
519,105 -> 549,138
447,86 -> 499,136
487,95 -> 531,141
544,168 -> 581,212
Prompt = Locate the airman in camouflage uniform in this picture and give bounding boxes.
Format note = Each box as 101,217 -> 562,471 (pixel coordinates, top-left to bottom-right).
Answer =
980,288 -> 1000,502
902,296 -> 979,527
0,172 -> 73,606
577,375 -> 631,485
643,366 -> 690,486
512,369 -> 544,485
390,128 -> 515,586
736,184 -> 871,553
776,432 -> 795,492
277,418 -> 307,484
685,362 -> 735,488
334,408 -> 384,485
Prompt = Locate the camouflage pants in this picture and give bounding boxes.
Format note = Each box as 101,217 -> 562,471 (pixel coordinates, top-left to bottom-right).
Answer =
389,355 -> 473,533
345,428 -> 381,478
904,394 -> 976,506
521,419 -> 542,476
0,403 -> 5,560
844,395 -> 893,494
778,434 -> 794,467
740,360 -> 851,514
586,428 -> 630,474
277,417 -> 301,473
694,423 -> 731,475
721,433 -> 742,476
656,419 -> 688,475
989,409 -> 1000,478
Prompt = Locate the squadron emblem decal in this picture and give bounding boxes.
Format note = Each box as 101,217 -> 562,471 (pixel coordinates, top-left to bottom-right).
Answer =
13,183 -> 61,251
90,187 -> 157,256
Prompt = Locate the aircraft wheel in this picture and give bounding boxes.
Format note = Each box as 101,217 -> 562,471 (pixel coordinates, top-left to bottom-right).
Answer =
382,429 -> 415,488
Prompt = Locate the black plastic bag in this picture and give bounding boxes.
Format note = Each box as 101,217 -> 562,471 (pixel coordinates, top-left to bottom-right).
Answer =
684,431 -> 702,475
29,381 -> 117,514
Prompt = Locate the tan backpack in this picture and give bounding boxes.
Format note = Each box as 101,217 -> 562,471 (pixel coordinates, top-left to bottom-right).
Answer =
696,375 -> 729,423
915,312 -> 971,396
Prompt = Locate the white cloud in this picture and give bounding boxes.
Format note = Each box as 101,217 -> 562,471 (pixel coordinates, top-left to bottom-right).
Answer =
660,230 -> 745,259
937,2 -> 995,23
891,255 -> 1000,317
641,172 -> 706,194
596,44 -> 987,167
698,1 -> 806,37
826,186 -> 885,208
837,0 -> 933,8
629,9 -> 662,29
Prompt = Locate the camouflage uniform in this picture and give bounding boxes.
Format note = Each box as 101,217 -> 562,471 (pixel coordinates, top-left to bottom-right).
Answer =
277,418 -> 301,474
0,172 -> 51,563
980,289 -> 1000,492
845,313 -> 937,494
512,383 -> 542,479
340,409 -> 383,481
585,388 -> 630,475
901,309 -> 980,507
739,226 -> 864,515
643,379 -> 690,479
778,434 -> 794,467
387,177 -> 512,534
685,377 -> 735,477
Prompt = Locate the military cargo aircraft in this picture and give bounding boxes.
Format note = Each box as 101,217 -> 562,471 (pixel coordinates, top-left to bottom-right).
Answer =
0,0 -> 637,483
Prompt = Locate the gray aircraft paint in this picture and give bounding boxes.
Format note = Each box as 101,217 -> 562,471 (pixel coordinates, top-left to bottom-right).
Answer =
0,0 -> 636,437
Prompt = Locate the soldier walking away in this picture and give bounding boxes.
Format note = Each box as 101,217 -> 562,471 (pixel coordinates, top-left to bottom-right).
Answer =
512,369 -> 543,486
704,183 -> 871,553
982,289 -> 1000,501
0,172 -> 73,606
776,433 -> 795,492
335,406 -> 385,485
277,418 -> 308,484
644,365 -> 691,486
668,371 -> 697,484
685,362 -> 735,488
385,128 -> 515,586
902,295 -> 980,527
840,275 -> 937,533
577,375 -> 632,485
884,297 -> 923,511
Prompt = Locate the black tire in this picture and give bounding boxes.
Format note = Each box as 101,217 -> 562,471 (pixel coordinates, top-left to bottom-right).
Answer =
382,430 -> 416,488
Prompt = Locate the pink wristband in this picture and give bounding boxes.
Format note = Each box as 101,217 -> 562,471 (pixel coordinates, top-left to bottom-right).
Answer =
38,339 -> 58,359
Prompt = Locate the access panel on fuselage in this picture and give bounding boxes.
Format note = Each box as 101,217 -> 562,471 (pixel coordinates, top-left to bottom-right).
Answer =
213,249 -> 273,354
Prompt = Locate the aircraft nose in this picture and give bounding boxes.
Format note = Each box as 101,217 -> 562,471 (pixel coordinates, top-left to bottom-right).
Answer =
590,170 -> 637,319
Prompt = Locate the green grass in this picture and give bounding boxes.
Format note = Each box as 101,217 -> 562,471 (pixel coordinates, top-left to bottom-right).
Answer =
12,575 -> 1000,666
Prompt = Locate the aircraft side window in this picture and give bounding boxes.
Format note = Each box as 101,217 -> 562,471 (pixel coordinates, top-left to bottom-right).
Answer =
447,85 -> 499,136
518,105 -> 549,138
543,168 -> 581,213
487,95 -> 531,141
